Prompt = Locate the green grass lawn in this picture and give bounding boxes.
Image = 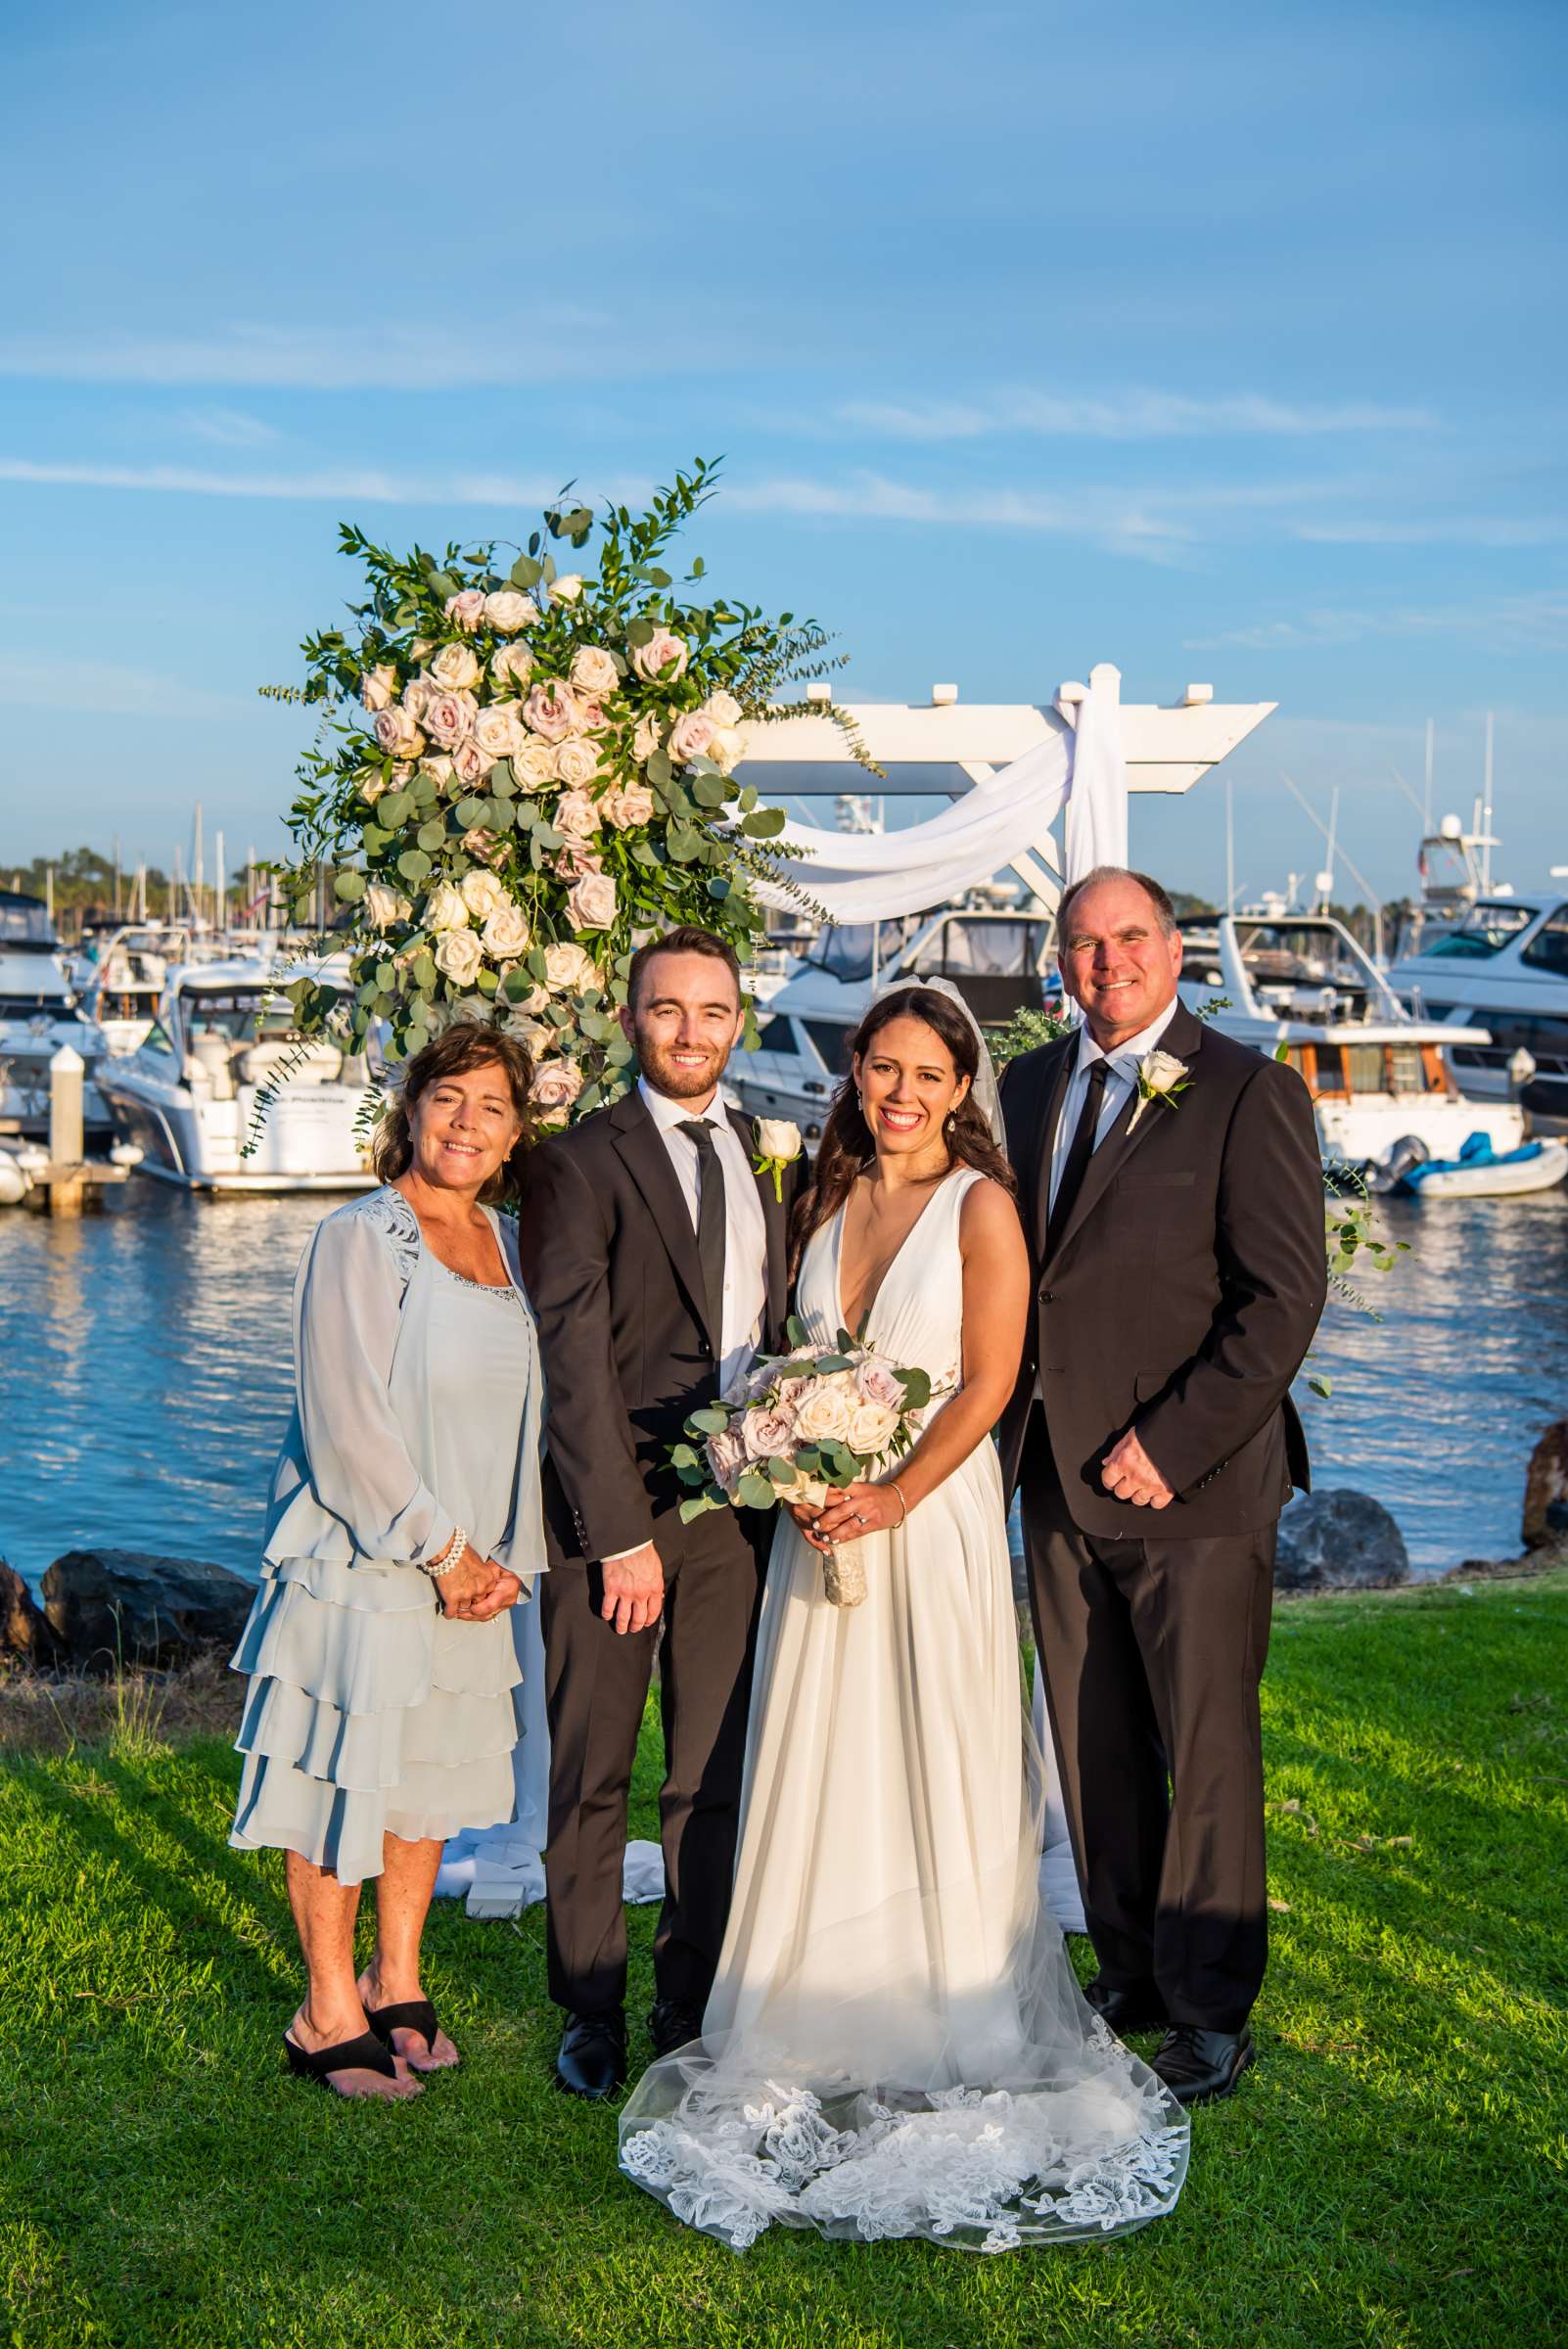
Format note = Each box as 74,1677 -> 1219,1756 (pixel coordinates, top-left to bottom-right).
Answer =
3,1571 -> 1565,2349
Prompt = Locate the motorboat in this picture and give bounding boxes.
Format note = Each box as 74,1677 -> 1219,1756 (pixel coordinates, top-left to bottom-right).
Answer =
1375,1132 -> 1568,1199
728,904 -> 1052,1142
1178,910 -> 1527,1175
1387,891 -> 1568,1132
73,923 -> 192,1055
94,956 -> 377,1191
0,890 -> 115,1141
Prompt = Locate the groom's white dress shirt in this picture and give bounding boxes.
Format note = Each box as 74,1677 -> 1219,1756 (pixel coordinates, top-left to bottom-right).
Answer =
1047,995 -> 1182,1211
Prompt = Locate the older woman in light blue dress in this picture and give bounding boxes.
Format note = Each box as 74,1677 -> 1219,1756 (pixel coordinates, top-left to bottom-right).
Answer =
230,1022 -> 545,2100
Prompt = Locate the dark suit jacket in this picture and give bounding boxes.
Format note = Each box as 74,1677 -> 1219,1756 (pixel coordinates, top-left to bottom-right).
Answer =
997,1000 -> 1327,1540
515,1086 -> 802,1569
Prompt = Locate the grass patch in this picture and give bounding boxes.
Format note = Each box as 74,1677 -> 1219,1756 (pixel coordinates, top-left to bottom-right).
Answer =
1,1574 -> 1564,2348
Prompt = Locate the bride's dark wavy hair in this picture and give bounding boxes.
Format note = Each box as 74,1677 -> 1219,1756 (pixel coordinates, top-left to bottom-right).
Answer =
792,986 -> 1016,1270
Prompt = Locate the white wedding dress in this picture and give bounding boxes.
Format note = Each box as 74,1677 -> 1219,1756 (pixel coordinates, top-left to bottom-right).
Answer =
619,1170 -> 1188,2253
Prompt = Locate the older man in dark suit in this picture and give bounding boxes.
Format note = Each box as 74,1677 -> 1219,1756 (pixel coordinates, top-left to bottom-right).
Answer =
999,866 -> 1326,2104
517,926 -> 801,2099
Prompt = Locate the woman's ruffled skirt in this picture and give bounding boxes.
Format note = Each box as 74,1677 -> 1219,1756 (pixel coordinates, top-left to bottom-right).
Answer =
228,1555 -> 520,1885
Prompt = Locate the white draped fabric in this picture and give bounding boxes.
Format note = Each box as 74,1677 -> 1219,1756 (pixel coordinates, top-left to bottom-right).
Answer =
757,676 -> 1128,923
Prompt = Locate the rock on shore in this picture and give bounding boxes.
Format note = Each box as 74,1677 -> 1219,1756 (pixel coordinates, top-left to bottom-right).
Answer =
36,1549 -> 254,1673
1275,1489 -> 1410,1593
1522,1420 -> 1568,1549
0,1561 -> 64,1668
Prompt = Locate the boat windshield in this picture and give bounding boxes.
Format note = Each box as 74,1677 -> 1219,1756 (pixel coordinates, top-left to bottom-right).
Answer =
1421,902 -> 1538,959
0,895 -> 56,947
180,989 -> 302,1043
800,917 -> 922,984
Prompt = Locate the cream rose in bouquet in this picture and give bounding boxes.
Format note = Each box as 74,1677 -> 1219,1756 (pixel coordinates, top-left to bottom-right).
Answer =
669,1318 -> 946,1607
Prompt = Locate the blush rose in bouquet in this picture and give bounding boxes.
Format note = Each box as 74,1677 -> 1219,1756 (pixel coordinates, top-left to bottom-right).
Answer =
669,1316 -> 947,1606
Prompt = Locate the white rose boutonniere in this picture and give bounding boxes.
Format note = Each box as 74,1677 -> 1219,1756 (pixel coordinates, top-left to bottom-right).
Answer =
1128,1047 -> 1191,1132
753,1116 -> 804,1203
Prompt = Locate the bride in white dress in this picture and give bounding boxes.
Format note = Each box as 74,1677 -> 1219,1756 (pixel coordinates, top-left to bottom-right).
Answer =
619,984 -> 1187,2252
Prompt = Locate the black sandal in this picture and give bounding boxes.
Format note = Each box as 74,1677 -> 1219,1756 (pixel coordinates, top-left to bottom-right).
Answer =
364,1998 -> 452,2067
283,2028 -> 399,2090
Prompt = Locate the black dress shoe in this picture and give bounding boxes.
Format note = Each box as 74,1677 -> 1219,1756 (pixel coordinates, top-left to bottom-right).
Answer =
554,2011 -> 626,2100
1150,2023 -> 1255,2105
1084,1976 -> 1170,2035
647,1998 -> 705,2058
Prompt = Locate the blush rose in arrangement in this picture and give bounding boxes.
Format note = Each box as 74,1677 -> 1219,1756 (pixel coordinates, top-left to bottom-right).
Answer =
257,459 -> 871,1147
669,1317 -> 946,1607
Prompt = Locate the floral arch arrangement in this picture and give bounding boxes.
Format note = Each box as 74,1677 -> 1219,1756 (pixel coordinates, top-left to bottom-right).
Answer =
265,459 -> 862,1126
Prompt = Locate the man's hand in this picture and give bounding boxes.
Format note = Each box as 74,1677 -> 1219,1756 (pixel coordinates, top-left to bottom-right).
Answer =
436,1542 -> 507,1618
1099,1428 -> 1176,1509
600,1542 -> 665,1635
463,1566 -> 525,1622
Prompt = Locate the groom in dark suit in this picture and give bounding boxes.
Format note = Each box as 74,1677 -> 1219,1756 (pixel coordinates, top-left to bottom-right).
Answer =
516,926 -> 800,2098
999,867 -> 1325,2103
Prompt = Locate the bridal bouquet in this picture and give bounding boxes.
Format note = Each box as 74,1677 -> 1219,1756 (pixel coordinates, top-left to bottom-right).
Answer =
670,1318 -> 945,1606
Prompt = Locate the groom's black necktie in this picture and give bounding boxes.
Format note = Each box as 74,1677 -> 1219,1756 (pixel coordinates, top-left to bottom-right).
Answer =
677,1118 -> 727,1350
1045,1059 -> 1110,1258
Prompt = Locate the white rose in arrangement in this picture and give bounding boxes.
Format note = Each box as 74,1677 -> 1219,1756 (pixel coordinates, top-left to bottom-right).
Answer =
435,927 -> 484,985
708,725 -> 745,774
530,1058 -> 585,1115
569,645 -> 620,698
450,736 -> 490,787
472,704 -> 527,762
357,767 -> 392,805
402,676 -> 437,723
573,698 -> 608,737
743,1405 -> 797,1461
423,688 -> 479,749
418,753 -> 456,793
855,1359 -> 905,1412
794,1383 -> 853,1446
503,1013 -> 551,1053
603,781 -> 655,830
506,985 -> 549,1018
542,941 -> 598,993
363,883 -> 412,931
568,871 -> 618,931
425,880 -> 472,933
550,573 -> 585,604
360,664 -> 397,713
554,737 -> 601,792
512,737 -> 559,790
409,636 -> 434,661
706,1428 -> 747,1491
490,641 -> 534,695
669,711 -> 715,767
553,789 -> 600,842
631,712 -> 663,763
460,869 -> 510,922
430,640 -> 482,691
482,902 -> 531,958
443,589 -> 487,633
373,706 -> 425,759
631,627 -> 689,682
525,680 -> 580,742
846,1400 -> 899,1458
484,589 -> 536,632
702,689 -> 743,727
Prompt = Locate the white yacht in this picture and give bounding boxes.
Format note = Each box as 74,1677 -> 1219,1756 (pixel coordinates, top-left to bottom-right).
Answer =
74,923 -> 192,1055
1182,910 -> 1528,1174
728,905 -> 1053,1142
94,957 -> 377,1191
0,890 -> 115,1141
1387,891 -> 1568,1132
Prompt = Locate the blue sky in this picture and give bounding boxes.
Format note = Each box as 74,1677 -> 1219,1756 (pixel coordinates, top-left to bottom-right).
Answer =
3,0 -> 1564,906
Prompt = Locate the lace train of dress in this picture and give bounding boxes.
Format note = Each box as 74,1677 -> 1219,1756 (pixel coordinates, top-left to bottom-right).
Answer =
618,1171 -> 1187,2252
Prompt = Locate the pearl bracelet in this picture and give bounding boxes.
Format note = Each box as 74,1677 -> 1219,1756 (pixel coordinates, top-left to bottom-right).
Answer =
423,1524 -> 469,1582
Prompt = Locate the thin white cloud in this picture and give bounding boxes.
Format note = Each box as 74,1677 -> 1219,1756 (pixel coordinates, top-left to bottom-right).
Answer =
180,406 -> 282,449
0,457 -> 563,506
0,320 -> 611,392
835,390 -> 1440,441
1185,590 -> 1568,653
0,652 -> 250,721
1293,515 -> 1564,548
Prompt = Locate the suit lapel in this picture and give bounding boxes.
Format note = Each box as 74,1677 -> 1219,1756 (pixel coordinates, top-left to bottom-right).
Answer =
608,1088 -> 717,1352
725,1104 -> 790,1344
1028,1039 -> 1078,1256
1047,1000 -> 1205,1265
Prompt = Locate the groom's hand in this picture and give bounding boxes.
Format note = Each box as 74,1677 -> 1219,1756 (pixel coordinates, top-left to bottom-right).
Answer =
599,1543 -> 666,1635
1099,1429 -> 1175,1509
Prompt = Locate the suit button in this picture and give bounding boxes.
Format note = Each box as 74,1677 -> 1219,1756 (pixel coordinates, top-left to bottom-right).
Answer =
1039,1288 -> 1055,1304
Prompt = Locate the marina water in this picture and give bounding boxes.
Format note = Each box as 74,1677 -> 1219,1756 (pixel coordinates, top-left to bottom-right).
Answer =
4,1184 -> 1567,1585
